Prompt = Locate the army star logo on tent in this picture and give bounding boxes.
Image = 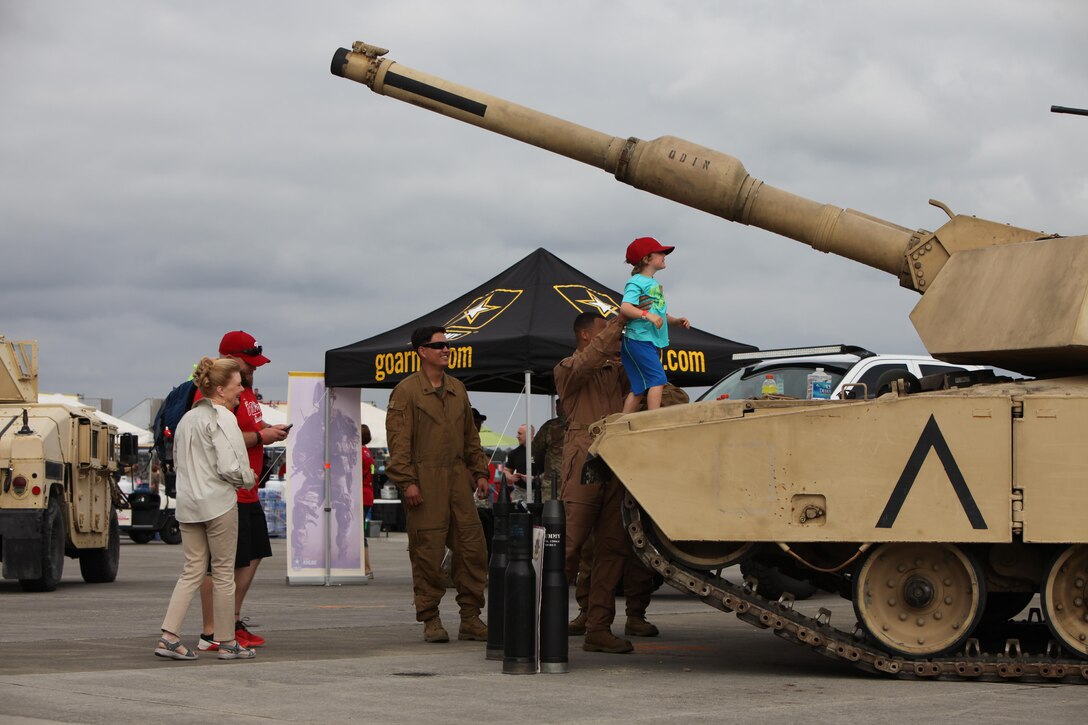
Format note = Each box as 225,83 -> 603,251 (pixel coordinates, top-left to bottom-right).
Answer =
444,289 -> 523,339
554,285 -> 620,317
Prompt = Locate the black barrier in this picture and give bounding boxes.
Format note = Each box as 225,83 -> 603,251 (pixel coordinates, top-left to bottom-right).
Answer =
502,511 -> 536,674
539,473 -> 568,673
486,476 -> 512,661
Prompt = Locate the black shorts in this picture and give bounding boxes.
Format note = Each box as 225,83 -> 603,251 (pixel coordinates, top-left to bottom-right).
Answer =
235,500 -> 273,568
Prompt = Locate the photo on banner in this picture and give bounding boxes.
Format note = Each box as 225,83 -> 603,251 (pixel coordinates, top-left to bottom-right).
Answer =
286,372 -> 365,584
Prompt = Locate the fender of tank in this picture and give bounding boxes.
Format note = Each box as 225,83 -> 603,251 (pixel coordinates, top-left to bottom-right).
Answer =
330,43 -> 1088,678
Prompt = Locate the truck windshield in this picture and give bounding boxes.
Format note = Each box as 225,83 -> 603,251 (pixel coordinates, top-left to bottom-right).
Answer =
700,363 -> 849,401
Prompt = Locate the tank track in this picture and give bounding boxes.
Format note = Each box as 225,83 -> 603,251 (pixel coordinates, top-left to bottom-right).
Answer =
624,497 -> 1088,684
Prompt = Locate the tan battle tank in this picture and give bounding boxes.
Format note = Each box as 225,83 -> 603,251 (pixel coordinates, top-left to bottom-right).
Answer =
331,42 -> 1088,682
0,336 -> 122,591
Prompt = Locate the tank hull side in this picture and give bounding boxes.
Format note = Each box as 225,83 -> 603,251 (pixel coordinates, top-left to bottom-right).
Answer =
1017,393 -> 1088,543
595,393 -> 1023,545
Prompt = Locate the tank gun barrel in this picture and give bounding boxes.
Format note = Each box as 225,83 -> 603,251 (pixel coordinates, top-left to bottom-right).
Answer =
1051,105 -> 1088,117
331,43 -> 914,282
331,42 -> 1086,375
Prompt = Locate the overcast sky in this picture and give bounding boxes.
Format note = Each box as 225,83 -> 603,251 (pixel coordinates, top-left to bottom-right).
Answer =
2,1 -> 1086,431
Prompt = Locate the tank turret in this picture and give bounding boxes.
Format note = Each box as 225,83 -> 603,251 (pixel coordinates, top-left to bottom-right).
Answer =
332,42 -> 1084,375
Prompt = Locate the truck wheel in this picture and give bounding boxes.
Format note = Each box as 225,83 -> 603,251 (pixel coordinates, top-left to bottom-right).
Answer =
19,496 -> 65,592
129,531 -> 154,544
79,509 -> 120,583
160,515 -> 183,545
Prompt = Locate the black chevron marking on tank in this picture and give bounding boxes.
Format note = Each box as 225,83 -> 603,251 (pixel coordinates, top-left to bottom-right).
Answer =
384,72 -> 487,117
876,414 -> 987,530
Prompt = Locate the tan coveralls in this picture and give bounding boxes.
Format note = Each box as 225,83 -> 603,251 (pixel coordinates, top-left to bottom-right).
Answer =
386,371 -> 489,623
554,315 -> 654,633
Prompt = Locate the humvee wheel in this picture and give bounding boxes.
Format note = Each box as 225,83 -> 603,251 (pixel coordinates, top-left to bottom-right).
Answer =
1041,544 -> 1088,658
19,496 -> 65,592
854,542 -> 985,658
79,509 -> 120,583
129,531 -> 154,544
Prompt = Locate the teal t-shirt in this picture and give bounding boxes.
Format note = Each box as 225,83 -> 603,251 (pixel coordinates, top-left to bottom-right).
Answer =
623,274 -> 668,348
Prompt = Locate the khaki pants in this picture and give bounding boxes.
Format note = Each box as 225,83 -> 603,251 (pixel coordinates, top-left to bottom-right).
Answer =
561,474 -> 652,627
407,466 -> 487,623
161,507 -> 238,642
573,532 -> 654,619
563,476 -> 650,633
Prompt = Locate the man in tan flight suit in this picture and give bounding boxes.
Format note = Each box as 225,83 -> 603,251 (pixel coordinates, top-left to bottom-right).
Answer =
386,326 -> 490,643
555,311 -> 658,654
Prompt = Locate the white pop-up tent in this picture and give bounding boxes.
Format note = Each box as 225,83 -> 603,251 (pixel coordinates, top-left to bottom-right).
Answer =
359,401 -> 387,448
39,393 -> 154,447
262,400 -> 386,448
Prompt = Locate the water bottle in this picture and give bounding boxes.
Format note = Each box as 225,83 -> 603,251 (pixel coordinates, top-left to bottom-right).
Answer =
760,374 -> 778,397
807,368 -> 833,400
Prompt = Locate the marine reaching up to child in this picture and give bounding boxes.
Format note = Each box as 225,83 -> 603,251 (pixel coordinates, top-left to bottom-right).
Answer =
618,236 -> 690,413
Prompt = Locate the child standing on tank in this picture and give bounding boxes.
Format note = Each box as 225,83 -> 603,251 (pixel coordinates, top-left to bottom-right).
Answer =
619,236 -> 690,413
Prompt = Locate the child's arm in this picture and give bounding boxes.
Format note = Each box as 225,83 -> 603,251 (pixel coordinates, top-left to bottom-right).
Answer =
621,302 -> 663,329
667,314 -> 691,329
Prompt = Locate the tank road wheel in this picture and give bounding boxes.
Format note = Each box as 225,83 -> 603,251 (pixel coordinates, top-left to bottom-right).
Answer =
1041,544 -> 1088,658
79,509 -> 120,583
643,515 -> 752,572
160,515 -> 182,545
853,543 -> 985,658
19,496 -> 65,592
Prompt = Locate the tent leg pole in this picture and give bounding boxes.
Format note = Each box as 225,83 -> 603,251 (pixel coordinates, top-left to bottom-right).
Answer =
323,386 -> 333,586
524,370 -> 533,505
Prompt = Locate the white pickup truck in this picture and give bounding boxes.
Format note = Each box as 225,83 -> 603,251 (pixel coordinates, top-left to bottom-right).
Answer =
699,344 -> 990,402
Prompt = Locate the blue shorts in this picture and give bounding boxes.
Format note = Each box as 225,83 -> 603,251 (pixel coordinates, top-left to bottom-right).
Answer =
621,337 -> 667,396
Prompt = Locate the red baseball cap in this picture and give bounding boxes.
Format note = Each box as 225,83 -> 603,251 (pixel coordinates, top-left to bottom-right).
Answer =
625,236 -> 675,265
219,330 -> 270,367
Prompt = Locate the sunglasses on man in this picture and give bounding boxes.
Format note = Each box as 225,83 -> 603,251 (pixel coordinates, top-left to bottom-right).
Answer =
232,345 -> 263,356
418,341 -> 451,350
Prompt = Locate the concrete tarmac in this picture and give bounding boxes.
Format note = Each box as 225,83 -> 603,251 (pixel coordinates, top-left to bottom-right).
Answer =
0,534 -> 1083,724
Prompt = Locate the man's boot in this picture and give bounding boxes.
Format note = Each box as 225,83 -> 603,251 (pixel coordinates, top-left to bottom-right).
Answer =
568,609 -> 588,636
624,615 -> 659,637
583,629 -> 633,654
458,616 -> 488,641
423,617 -> 450,643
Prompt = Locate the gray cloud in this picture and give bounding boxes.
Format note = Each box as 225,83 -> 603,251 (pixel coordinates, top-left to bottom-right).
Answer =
2,0 -> 1086,427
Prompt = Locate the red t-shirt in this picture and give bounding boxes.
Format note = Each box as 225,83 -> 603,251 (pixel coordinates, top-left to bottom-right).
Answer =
192,387 -> 263,504
361,447 -> 375,507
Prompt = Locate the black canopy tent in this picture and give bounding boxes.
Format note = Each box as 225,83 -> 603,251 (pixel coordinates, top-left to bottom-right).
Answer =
325,248 -> 754,393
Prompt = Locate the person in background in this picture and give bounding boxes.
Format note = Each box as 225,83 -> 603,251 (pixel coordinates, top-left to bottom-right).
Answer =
532,398 -> 567,500
503,424 -> 541,503
361,424 -> 375,579
155,357 -> 255,661
470,408 -> 500,501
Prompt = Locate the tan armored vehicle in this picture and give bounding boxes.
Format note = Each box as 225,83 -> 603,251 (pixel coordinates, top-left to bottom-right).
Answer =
0,336 -> 121,591
332,42 -> 1088,682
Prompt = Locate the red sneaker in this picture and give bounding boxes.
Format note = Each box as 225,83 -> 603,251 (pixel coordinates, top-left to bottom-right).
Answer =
235,620 -> 265,647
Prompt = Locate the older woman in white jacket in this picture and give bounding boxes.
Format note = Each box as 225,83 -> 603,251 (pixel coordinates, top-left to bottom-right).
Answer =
155,357 -> 256,661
